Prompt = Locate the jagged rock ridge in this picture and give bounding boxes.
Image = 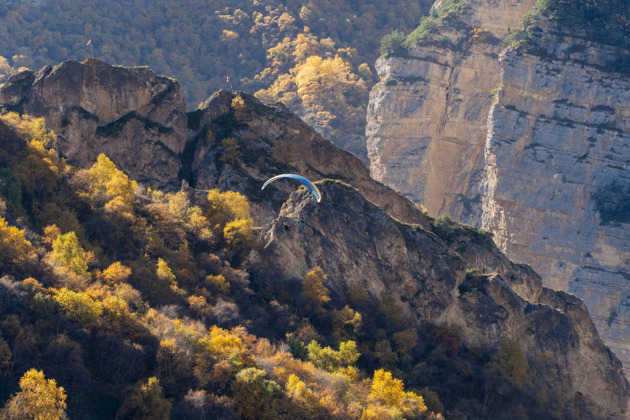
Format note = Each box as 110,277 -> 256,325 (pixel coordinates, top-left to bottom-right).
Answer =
366,0 -> 630,370
256,180 -> 628,418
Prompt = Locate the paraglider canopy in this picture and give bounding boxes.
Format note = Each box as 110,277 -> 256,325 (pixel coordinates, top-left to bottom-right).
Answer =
261,174 -> 321,202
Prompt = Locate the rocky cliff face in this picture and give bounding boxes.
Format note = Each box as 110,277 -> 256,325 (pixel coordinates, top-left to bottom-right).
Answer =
367,0 -> 537,215
256,180 -> 628,419
0,59 -> 187,189
482,20 -> 630,367
366,1 -> 630,369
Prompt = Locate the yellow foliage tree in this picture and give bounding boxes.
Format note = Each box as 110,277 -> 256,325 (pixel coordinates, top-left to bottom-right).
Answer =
197,326 -> 243,359
285,374 -> 322,416
82,154 -> 137,216
367,369 -> 426,417
232,368 -> 281,420
49,231 -> 89,277
302,267 -> 330,313
332,305 -> 362,341
205,189 -> 254,249
205,189 -> 250,227
53,288 -> 103,326
0,369 -> 67,420
307,340 -> 359,372
223,218 -> 254,250
231,96 -> 247,120
2,113 -> 65,216
257,49 -> 367,139
100,261 -> 132,285
0,216 -> 37,273
156,258 -> 176,285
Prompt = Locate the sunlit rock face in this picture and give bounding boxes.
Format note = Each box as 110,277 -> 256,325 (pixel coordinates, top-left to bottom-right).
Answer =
366,0 -> 630,370
481,21 -> 630,369
0,59 -> 187,189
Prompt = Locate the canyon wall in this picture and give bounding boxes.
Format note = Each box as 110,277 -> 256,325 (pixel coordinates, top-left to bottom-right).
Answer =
366,1 -> 630,368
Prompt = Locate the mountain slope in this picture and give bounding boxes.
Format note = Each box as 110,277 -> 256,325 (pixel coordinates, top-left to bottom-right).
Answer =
0,59 -> 627,418
257,180 -> 628,418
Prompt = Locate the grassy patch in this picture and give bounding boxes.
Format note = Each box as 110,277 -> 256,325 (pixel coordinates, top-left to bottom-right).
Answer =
406,0 -> 466,46
430,215 -> 494,246
458,268 -> 490,294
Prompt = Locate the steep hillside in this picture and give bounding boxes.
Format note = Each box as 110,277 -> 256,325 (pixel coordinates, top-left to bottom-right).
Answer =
257,180 -> 628,418
366,0 -> 630,369
0,59 -> 627,418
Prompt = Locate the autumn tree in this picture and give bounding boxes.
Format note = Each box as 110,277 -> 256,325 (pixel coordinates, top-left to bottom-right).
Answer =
77,153 -> 138,221
53,288 -> 103,326
115,377 -> 172,420
99,261 -> 132,285
223,218 -> 254,250
156,258 -> 176,286
302,267 -> 330,313
285,374 -> 323,417
367,369 -> 426,418
307,340 -> 359,372
205,189 -> 251,230
2,113 -> 64,216
49,231 -> 89,277
331,305 -> 362,341
231,368 -> 282,420
0,216 -> 37,274
0,369 -> 67,420
231,96 -> 247,120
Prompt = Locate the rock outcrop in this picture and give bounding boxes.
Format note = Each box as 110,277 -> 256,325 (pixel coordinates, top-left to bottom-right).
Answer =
366,0 -> 630,369
256,180 -> 629,419
0,59 -> 187,189
187,90 -> 430,229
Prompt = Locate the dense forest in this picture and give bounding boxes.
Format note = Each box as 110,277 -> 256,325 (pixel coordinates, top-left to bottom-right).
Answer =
0,0 -> 432,156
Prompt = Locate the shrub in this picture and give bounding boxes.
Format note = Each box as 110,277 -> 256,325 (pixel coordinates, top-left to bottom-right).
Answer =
592,181 -> 630,225
53,288 -> 103,326
380,30 -> 407,58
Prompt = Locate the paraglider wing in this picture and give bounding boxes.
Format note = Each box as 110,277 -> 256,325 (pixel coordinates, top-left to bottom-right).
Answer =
261,174 -> 321,202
